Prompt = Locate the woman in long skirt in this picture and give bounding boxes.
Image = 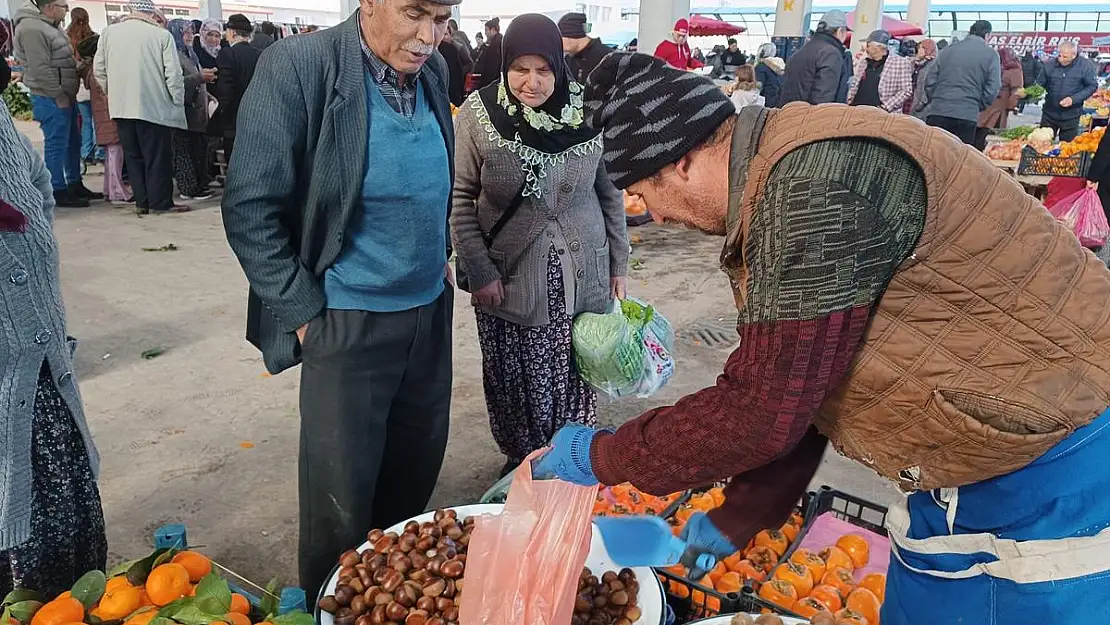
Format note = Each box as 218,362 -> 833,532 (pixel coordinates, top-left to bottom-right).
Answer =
451,14 -> 629,476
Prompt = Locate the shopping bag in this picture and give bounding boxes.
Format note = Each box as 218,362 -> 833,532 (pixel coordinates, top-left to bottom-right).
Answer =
459,450 -> 596,625
1047,188 -> 1110,248
572,298 -> 676,398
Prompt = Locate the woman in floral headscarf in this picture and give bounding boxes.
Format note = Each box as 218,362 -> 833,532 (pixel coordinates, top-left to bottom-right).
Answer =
451,13 -> 629,476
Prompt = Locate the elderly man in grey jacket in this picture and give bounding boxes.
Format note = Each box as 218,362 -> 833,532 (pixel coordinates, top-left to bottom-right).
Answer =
1037,41 -> 1099,142
222,0 -> 459,595
923,20 -> 1001,145
13,0 -> 101,207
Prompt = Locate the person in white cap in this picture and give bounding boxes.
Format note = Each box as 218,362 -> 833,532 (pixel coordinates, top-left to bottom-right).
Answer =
779,9 -> 852,105
95,0 -> 189,214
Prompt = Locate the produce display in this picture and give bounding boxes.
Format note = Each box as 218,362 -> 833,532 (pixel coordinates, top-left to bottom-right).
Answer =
1023,84 -> 1045,104
317,510 -> 472,625
1,550 -> 310,625
593,483 -> 683,517
985,126 -> 1057,161
572,567 -> 643,625
1084,88 -> 1110,115
998,125 -> 1035,141
659,487 -> 806,619
754,534 -> 885,625
1058,126 -> 1106,157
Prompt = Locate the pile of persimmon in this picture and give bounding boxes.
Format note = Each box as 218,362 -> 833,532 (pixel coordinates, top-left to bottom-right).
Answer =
657,508 -> 804,617
757,533 -> 886,625
667,487 -> 727,535
592,483 -> 682,517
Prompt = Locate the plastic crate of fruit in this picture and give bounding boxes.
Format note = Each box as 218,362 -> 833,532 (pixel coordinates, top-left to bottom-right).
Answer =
1017,144 -> 1092,177
480,470 -> 686,518
655,486 -> 812,622
763,486 -> 890,623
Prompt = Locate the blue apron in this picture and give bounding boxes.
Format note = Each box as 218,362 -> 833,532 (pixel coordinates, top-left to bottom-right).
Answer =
882,406 -> 1110,625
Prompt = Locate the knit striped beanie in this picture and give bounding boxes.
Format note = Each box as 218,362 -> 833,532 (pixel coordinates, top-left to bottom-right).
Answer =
128,0 -> 156,13
584,52 -> 735,189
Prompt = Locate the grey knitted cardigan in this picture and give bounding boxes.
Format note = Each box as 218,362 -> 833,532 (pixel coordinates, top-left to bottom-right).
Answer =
0,106 -> 98,550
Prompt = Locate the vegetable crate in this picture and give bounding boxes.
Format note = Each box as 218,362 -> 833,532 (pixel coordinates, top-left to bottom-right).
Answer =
656,568 -> 805,623
796,486 -> 889,539
1018,145 -> 1092,178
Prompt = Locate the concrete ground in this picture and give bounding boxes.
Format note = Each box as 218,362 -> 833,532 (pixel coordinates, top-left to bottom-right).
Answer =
15,121 -> 900,594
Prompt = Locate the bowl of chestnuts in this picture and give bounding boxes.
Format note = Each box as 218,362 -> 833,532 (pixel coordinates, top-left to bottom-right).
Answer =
315,504 -> 667,625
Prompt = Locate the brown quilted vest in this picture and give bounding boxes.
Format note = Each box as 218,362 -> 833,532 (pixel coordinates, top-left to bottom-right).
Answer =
729,103 -> 1110,491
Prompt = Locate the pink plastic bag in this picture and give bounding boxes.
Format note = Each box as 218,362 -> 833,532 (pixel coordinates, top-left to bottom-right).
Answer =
1047,188 -> 1110,248
459,451 -> 597,625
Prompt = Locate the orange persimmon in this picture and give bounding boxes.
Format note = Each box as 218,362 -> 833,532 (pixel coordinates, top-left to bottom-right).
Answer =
810,584 -> 846,612
757,579 -> 799,609
789,548 -> 827,584
715,571 -> 744,594
793,596 -> 833,618
754,529 -> 790,556
819,545 -> 856,573
780,521 -> 800,542
846,588 -> 882,625
858,572 -> 887,603
745,545 -> 779,573
731,559 -> 767,584
772,560 -> 815,597
836,534 -> 871,569
835,608 -> 871,625
690,576 -> 721,615
821,566 -> 856,598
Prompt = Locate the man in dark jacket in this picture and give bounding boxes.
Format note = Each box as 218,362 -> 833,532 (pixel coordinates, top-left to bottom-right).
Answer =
559,12 -> 610,84
1037,41 -> 1099,142
923,20 -> 1000,145
1018,51 -> 1043,112
216,14 -> 261,163
222,1 -> 457,596
250,21 -> 276,50
438,34 -> 467,106
779,10 -> 852,105
472,17 -> 502,88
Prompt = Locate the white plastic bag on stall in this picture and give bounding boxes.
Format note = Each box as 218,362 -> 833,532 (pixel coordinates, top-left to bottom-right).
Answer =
572,298 -> 675,399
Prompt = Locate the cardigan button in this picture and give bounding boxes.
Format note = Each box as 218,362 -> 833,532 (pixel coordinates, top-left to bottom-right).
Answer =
34,329 -> 52,345
58,371 -> 73,385
569,241 -> 580,252
9,268 -> 28,285
576,269 -> 585,280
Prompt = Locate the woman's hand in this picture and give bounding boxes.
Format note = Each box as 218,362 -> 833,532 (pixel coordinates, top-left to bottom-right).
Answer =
610,276 -> 627,300
472,279 -> 504,307
1089,180 -> 1100,191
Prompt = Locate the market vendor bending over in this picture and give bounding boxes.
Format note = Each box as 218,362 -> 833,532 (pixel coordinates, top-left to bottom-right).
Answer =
534,52 -> 1110,624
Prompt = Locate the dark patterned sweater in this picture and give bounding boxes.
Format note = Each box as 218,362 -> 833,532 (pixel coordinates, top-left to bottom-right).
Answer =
591,137 -> 928,546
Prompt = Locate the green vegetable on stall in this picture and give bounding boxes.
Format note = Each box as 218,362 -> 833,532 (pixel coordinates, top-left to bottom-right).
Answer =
1023,85 -> 1046,103
1000,125 -> 1036,140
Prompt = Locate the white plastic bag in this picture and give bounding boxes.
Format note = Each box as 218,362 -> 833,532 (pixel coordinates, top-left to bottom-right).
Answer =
572,298 -> 675,399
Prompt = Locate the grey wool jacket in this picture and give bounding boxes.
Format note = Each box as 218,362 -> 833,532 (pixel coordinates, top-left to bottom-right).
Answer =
451,94 -> 629,327
12,5 -> 79,100
0,109 -> 98,550
222,12 -> 455,374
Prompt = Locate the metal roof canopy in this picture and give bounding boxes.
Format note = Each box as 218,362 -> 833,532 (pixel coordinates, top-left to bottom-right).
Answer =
686,4 -> 1109,14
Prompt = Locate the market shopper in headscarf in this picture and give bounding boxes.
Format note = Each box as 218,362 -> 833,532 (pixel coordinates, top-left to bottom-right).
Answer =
193,18 -> 224,69
909,38 -> 937,119
452,13 -> 629,477
753,42 -> 784,107
0,95 -> 106,600
974,47 -> 1025,151
167,19 -> 215,200
536,52 -> 1110,624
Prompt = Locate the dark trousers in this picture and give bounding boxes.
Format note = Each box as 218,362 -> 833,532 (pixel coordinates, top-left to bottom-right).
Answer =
297,287 -> 454,594
222,135 -> 235,171
117,119 -> 174,211
926,115 -> 977,145
973,126 -> 992,152
1041,116 -> 1081,142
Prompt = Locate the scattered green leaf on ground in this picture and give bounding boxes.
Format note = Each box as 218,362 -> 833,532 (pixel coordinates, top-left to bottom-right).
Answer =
631,258 -> 646,271
141,244 -> 179,252
141,347 -> 166,360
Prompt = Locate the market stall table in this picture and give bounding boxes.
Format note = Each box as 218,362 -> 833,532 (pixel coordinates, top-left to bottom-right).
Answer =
991,159 -> 1053,201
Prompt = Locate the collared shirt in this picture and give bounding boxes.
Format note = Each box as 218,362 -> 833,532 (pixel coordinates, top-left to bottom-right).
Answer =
358,18 -> 420,117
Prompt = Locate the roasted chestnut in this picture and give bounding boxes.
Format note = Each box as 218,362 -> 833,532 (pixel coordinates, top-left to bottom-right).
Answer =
335,586 -> 357,606
318,596 -> 340,614
439,559 -> 464,579
380,569 -> 404,593
422,578 -> 446,598
334,607 -> 356,625
441,606 -> 459,623
404,611 -> 428,625
367,529 -> 385,544
349,594 -> 367,616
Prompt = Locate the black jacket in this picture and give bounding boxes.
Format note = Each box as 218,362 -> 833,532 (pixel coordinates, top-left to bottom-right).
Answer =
250,32 -> 274,51
756,61 -> 783,108
1037,56 -> 1099,123
473,33 -> 502,89
779,31 -> 850,106
1020,55 -> 1042,88
439,39 -> 466,106
216,41 -> 262,139
566,38 -> 611,84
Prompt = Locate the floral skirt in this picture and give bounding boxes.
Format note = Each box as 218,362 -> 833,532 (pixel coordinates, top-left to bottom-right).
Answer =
475,247 -> 598,464
0,363 -> 106,599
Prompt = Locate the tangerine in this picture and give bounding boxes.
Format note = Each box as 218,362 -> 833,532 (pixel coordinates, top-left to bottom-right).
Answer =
772,560 -> 814,597
30,597 -> 85,625
793,596 -> 833,618
146,563 -> 191,606
753,529 -> 789,556
819,546 -> 856,573
226,612 -> 250,625
756,579 -> 798,609
836,535 -> 871,569
97,586 -> 142,621
846,588 -> 882,625
137,588 -> 153,607
124,611 -> 158,625
810,584 -> 845,612
229,594 -> 250,616
171,552 -> 213,583
105,577 -> 132,593
820,566 -> 856,598
858,573 -> 886,603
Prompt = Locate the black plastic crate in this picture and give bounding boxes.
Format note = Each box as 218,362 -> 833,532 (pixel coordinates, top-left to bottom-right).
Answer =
656,567 -> 804,622
799,486 -> 890,539
1018,144 -> 1092,178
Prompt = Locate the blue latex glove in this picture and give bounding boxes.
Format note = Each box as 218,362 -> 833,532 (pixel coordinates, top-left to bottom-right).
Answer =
531,425 -> 600,486
680,512 -> 740,580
